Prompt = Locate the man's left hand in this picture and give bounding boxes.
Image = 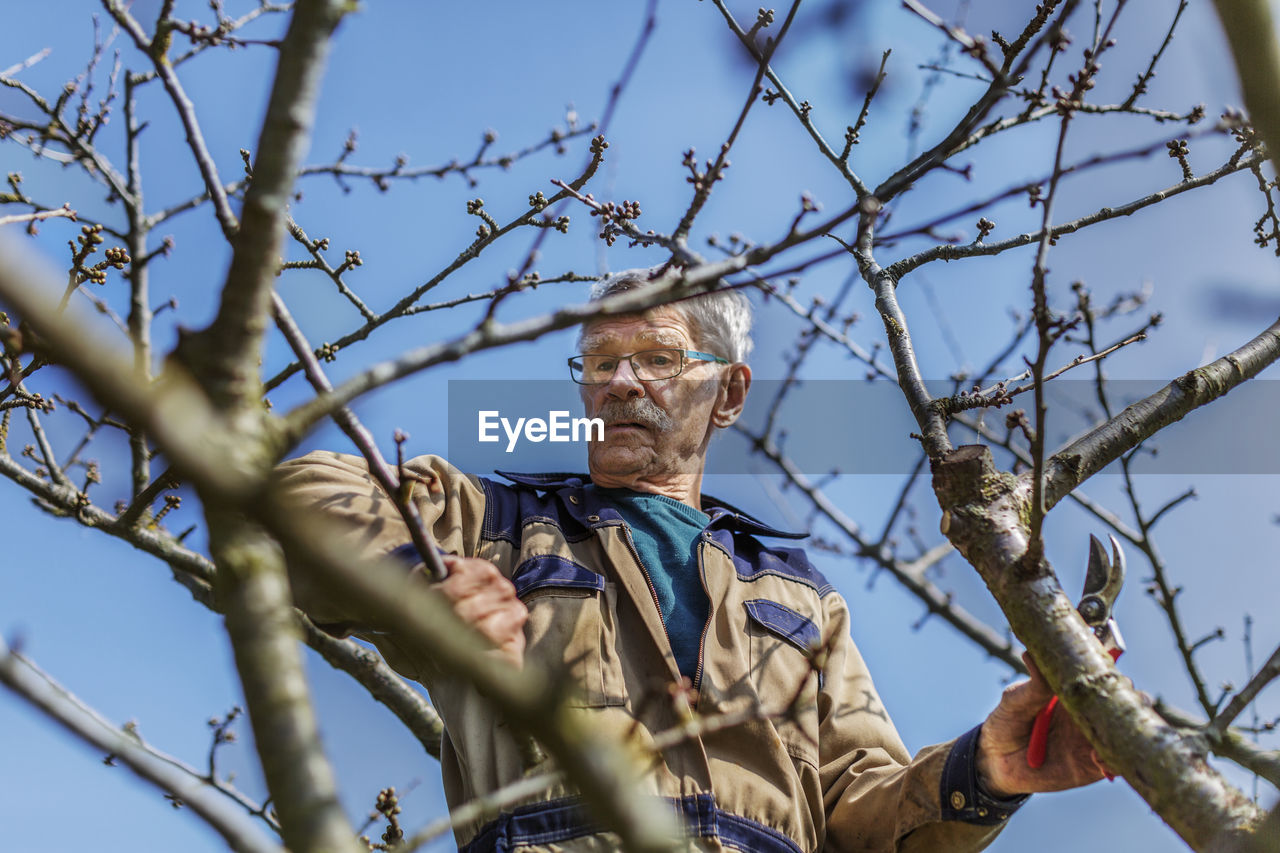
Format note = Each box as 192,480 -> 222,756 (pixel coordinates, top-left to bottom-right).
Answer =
975,652 -> 1111,797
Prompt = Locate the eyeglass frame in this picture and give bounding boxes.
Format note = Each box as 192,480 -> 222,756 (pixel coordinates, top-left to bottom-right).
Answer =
567,348 -> 730,385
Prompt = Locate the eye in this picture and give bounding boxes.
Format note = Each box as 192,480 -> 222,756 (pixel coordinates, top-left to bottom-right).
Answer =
648,353 -> 673,366
592,358 -> 617,373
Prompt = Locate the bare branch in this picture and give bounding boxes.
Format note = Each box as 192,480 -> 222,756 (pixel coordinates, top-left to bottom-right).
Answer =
177,0 -> 350,410
299,622 -> 443,758
851,199 -> 952,458
285,216 -> 377,322
271,291 -> 446,581
0,234 -> 257,503
209,511 -> 360,853
1158,701 -> 1280,792
102,0 -> 240,238
1042,317 -> 1280,509
123,75 -> 153,498
876,0 -> 1084,201
0,205 -> 76,228
932,445 -> 1262,850
889,151 -> 1262,279
127,3 -> 293,86
0,47 -> 51,78
0,638 -> 286,853
262,501 -> 686,853
278,262 -> 774,437
878,124 -> 1220,247
902,0 -> 1000,79
739,427 -> 1023,670
706,0 -> 872,195
672,0 -> 802,242
1122,0 -> 1189,109
1210,644 -> 1280,738
264,137 -> 609,394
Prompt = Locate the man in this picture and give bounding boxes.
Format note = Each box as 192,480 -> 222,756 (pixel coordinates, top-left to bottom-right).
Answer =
275,267 -> 1107,852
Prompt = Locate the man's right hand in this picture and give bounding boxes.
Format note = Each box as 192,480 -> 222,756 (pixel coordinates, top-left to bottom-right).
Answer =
426,555 -> 528,668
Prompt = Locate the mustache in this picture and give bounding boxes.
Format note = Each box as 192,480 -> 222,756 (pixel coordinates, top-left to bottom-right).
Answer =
595,398 -> 675,432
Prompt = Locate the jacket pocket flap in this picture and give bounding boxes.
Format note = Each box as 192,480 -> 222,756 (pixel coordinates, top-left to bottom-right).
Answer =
744,599 -> 821,654
513,555 -> 606,597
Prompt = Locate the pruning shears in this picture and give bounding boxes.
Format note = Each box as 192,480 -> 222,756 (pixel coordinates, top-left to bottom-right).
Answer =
1026,534 -> 1127,770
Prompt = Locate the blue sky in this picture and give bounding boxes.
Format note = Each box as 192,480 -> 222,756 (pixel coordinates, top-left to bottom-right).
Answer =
1,2 -> 1278,851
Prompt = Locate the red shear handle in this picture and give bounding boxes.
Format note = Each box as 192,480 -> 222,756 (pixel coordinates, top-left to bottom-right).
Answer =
1025,647 -> 1122,770
1026,696 -> 1059,769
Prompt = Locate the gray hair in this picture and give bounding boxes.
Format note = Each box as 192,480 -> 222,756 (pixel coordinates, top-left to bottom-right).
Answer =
585,266 -> 754,363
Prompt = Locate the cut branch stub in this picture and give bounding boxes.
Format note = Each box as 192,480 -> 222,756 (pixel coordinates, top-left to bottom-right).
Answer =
931,444 -> 1038,586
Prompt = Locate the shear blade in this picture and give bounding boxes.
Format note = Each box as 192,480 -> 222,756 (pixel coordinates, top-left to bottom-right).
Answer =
1084,534 -> 1110,597
1083,534 -> 1124,597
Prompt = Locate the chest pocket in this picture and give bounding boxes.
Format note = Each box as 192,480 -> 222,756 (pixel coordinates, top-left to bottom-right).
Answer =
514,555 -> 626,708
744,598 -> 823,767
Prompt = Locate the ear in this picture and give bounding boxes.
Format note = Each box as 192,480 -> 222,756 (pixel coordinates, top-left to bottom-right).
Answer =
710,363 -> 751,428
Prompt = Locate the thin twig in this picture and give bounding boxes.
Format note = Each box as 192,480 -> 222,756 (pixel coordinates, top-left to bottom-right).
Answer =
1210,644 -> 1280,738
270,291 -> 447,581
738,426 -> 1023,670
888,151 -> 1260,280
0,205 -> 77,228
102,0 -> 240,238
0,48 -> 52,78
672,0 -> 803,242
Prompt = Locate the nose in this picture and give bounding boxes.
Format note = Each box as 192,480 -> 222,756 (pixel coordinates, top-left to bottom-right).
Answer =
604,357 -> 645,399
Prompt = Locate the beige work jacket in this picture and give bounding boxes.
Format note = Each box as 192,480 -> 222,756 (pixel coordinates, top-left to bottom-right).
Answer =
275,451 -> 1023,852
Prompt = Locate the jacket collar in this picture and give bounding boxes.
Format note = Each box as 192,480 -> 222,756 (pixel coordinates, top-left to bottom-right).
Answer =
494,470 -> 808,540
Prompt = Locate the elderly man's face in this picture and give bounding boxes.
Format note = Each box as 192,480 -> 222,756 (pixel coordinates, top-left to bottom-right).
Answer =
577,306 -> 736,485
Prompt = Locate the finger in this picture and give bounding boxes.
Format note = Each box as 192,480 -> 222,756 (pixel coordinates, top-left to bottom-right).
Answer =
452,588 -> 525,626
472,605 -> 529,644
1020,651 -> 1057,703
1021,652 -> 1047,689
439,558 -> 509,599
471,605 -> 529,665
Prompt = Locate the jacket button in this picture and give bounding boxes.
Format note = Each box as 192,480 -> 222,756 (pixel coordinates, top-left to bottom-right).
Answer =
950,791 -> 966,810
587,514 -> 600,522
568,495 -> 579,504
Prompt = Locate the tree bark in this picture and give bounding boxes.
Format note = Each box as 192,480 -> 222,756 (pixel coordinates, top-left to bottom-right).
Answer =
933,445 -> 1262,851
209,511 -> 361,853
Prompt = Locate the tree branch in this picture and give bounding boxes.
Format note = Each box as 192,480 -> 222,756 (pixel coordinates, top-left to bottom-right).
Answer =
262,499 -> 685,853
889,151 -> 1261,279
739,427 -> 1023,670
1042,317 -> 1280,509
0,234 -> 265,503
179,0 -> 349,410
1158,701 -> 1280,792
850,199 -> 952,458
932,445 -> 1262,851
1210,643 -> 1280,739
0,205 -> 76,228
102,0 -> 240,239
208,511 -> 360,853
279,262 -> 757,440
0,638 -> 286,853
299,622 -> 443,758
271,290 -> 447,581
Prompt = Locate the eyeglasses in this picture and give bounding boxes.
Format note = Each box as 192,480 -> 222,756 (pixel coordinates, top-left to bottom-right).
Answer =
568,348 -> 729,385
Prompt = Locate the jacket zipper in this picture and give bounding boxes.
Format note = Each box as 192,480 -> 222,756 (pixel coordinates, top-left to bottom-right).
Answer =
690,535 -> 713,701
619,524 -> 671,651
